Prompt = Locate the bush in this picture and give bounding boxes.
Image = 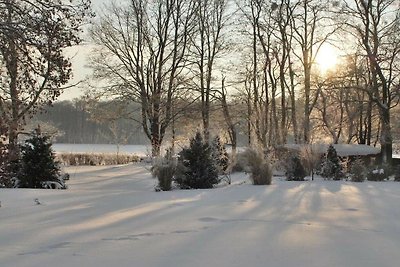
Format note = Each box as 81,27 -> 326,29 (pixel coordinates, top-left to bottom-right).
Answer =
239,148 -> 272,185
321,145 -> 343,180
18,130 -> 66,189
299,145 -> 322,180
152,148 -> 176,191
285,155 -> 307,181
152,161 -> 175,191
174,132 -> 219,189
367,164 -> 392,181
0,143 -> 12,188
229,152 -> 245,173
394,166 -> 400,182
367,169 -> 386,181
350,159 -> 366,182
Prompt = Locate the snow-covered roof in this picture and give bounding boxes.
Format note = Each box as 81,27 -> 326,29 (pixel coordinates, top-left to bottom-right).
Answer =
284,144 -> 380,157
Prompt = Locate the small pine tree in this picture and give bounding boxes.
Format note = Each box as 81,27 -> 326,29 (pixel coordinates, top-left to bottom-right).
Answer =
350,158 -> 366,182
0,143 -> 21,188
0,143 -> 11,188
286,155 -> 307,181
18,129 -> 66,189
211,136 -> 229,174
321,144 -> 342,180
175,132 -> 218,189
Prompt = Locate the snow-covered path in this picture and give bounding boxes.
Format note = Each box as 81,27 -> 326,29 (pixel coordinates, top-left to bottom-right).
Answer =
1,164 -> 400,267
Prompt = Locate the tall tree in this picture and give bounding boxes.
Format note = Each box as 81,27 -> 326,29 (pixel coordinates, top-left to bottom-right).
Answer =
343,0 -> 400,163
0,0 -> 91,158
290,0 -> 337,143
90,0 -> 197,156
191,0 -> 228,142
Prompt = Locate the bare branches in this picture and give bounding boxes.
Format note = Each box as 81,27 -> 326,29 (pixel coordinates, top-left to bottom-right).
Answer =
0,0 -> 92,147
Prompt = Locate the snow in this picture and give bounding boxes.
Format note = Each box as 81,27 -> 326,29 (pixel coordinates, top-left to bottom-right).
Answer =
1,164 -> 400,267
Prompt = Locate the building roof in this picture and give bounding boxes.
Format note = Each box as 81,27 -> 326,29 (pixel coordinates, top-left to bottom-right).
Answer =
284,144 -> 380,157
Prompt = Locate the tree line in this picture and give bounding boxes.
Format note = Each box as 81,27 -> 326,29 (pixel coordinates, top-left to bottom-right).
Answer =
87,0 -> 400,162
31,100 -> 148,145
0,0 -> 399,164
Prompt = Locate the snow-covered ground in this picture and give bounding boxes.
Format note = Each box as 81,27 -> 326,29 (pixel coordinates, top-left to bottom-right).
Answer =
1,164 -> 400,267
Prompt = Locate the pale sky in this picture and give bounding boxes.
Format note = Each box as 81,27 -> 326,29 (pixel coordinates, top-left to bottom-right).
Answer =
59,0 -> 111,101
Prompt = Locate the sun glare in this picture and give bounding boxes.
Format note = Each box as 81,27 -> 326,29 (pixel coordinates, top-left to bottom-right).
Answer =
315,44 -> 339,74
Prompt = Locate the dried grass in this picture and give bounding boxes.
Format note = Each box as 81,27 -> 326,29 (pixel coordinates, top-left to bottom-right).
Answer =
239,148 -> 272,185
56,152 -> 140,166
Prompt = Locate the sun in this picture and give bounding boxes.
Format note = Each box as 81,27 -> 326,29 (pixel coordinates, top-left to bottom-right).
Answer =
315,44 -> 339,74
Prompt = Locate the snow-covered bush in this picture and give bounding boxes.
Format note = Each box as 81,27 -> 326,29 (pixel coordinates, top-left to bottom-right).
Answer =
152,148 -> 176,191
18,130 -> 67,189
395,166 -> 400,182
367,164 -> 392,181
0,143 -> 12,188
174,132 -> 218,189
367,168 -> 386,181
0,140 -> 21,188
349,159 -> 366,182
152,161 -> 175,191
285,155 -> 307,181
321,145 -> 343,180
239,148 -> 272,185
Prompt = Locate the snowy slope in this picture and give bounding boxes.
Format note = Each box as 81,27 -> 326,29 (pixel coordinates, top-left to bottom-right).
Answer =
1,164 -> 400,267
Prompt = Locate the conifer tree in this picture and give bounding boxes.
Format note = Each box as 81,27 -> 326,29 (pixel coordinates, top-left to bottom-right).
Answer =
0,143 -> 11,188
286,155 -> 307,181
18,129 -> 65,189
175,132 -> 218,189
321,145 -> 342,180
211,136 -> 229,174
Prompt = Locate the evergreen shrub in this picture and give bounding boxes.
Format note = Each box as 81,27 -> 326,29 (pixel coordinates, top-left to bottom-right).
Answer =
211,136 -> 229,175
0,143 -> 12,188
350,159 -> 366,182
175,132 -> 219,189
286,155 -> 307,181
18,130 -> 66,189
321,145 -> 343,180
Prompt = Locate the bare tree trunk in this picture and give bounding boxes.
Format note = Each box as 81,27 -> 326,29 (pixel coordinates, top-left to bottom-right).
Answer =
288,58 -> 298,143
220,77 -> 237,155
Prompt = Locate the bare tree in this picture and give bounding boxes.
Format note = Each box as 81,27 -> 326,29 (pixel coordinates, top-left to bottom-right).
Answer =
0,0 -> 91,157
343,0 -> 400,163
216,76 -> 238,155
290,0 -> 338,143
190,0 -> 229,142
90,0 -> 197,156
